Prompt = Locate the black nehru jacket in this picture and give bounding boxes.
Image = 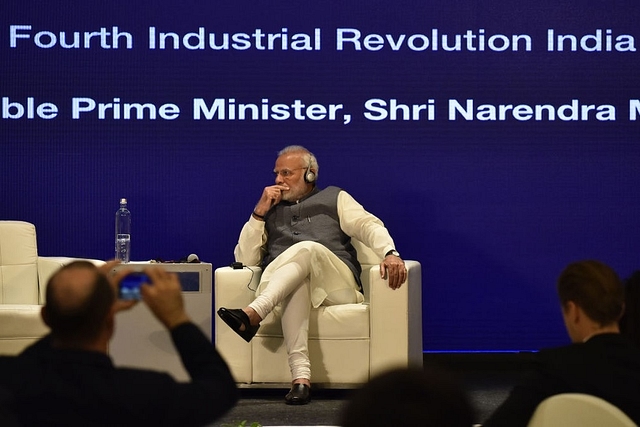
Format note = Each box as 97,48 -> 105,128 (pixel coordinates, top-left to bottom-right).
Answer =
262,185 -> 362,287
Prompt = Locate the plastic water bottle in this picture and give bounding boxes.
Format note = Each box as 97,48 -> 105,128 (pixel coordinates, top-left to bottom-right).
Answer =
115,198 -> 131,262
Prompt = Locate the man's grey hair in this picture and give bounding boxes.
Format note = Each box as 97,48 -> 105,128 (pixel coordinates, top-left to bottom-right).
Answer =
278,145 -> 319,176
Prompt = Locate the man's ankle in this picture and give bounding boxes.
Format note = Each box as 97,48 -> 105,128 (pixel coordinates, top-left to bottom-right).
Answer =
243,307 -> 262,326
292,378 -> 311,387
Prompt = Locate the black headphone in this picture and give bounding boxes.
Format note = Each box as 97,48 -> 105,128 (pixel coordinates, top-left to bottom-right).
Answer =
304,164 -> 316,183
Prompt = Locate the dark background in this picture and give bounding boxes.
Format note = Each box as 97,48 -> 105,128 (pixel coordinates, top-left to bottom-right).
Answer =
3,1 -> 639,352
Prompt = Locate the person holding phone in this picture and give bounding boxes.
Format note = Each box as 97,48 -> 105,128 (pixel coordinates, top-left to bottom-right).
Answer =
0,260 -> 238,427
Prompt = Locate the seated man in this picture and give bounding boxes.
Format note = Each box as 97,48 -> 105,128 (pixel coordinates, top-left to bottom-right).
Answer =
484,260 -> 640,426
218,145 -> 406,404
0,260 -> 238,427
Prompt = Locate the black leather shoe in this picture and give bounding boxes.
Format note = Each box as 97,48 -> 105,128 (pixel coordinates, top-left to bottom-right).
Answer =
217,307 -> 259,342
285,383 -> 311,405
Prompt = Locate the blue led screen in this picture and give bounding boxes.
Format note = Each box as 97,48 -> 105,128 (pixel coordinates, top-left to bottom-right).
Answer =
3,0 -> 640,351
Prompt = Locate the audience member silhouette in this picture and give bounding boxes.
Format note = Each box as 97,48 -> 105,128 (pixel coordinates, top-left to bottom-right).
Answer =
484,260 -> 640,426
340,366 -> 475,427
0,386 -> 19,427
0,260 -> 238,427
620,270 -> 640,348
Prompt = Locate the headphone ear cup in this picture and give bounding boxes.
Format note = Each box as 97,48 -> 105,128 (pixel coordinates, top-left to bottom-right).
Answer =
305,169 -> 316,183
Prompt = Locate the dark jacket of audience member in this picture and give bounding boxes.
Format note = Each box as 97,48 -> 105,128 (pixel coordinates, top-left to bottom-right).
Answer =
0,261 -> 238,427
484,260 -> 640,427
0,385 -> 19,427
620,270 -> 640,348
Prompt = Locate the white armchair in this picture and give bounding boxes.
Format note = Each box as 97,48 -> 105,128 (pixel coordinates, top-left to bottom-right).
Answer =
527,393 -> 637,427
0,221 -> 105,355
214,239 -> 422,387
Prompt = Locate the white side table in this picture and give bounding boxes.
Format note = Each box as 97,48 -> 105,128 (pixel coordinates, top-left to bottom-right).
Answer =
108,262 -> 212,380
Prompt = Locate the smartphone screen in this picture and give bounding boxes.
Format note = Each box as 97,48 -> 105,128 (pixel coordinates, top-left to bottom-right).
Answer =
119,272 -> 149,300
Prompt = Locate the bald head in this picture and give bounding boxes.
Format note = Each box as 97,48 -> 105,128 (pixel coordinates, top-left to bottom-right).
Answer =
43,261 -> 115,345
49,267 -> 97,312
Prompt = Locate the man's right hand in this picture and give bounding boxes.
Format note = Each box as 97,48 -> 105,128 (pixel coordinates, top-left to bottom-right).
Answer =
253,185 -> 289,216
101,260 -> 138,313
140,267 -> 190,330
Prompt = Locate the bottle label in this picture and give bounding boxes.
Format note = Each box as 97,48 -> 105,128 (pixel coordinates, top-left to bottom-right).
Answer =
115,234 -> 131,263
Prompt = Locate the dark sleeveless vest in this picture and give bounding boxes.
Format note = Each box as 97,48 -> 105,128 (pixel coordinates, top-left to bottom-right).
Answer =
262,186 -> 362,287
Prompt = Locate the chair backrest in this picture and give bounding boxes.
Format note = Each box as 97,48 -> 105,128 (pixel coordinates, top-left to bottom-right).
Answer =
0,221 -> 40,304
351,237 -> 381,266
351,237 -> 383,301
527,393 -> 638,427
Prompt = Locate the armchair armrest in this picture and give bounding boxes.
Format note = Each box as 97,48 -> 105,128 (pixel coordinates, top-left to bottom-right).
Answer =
0,305 -> 49,355
368,260 -> 422,375
214,265 -> 261,309
214,266 -> 262,383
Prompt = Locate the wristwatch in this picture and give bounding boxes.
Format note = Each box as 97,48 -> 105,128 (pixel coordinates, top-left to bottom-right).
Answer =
385,249 -> 400,258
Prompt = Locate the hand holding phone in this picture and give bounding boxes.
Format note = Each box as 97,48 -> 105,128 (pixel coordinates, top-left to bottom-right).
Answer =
119,272 -> 150,300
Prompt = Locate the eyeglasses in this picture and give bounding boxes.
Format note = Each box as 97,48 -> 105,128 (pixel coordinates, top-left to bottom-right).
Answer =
273,167 -> 306,178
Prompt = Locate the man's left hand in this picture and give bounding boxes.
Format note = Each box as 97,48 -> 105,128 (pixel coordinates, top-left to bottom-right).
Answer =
380,255 -> 407,290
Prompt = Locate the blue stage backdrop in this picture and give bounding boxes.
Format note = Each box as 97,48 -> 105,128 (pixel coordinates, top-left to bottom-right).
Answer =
3,1 -> 639,352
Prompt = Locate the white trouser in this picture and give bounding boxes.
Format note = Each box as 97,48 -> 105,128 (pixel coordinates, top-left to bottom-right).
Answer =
248,241 -> 364,381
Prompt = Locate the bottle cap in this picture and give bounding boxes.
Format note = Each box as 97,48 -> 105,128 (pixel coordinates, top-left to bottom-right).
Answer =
120,198 -> 127,204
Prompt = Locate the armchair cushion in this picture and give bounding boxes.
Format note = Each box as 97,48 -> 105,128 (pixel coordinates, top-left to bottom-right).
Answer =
0,305 -> 49,354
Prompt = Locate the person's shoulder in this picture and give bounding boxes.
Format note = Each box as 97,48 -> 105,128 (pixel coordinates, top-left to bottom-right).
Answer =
582,333 -> 640,354
590,333 -> 640,360
317,186 -> 345,200
13,335 -> 52,360
326,186 -> 352,199
0,354 -> 33,384
538,334 -> 640,365
113,366 -> 176,385
537,343 -> 575,359
535,342 -> 587,368
0,355 -> 16,370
